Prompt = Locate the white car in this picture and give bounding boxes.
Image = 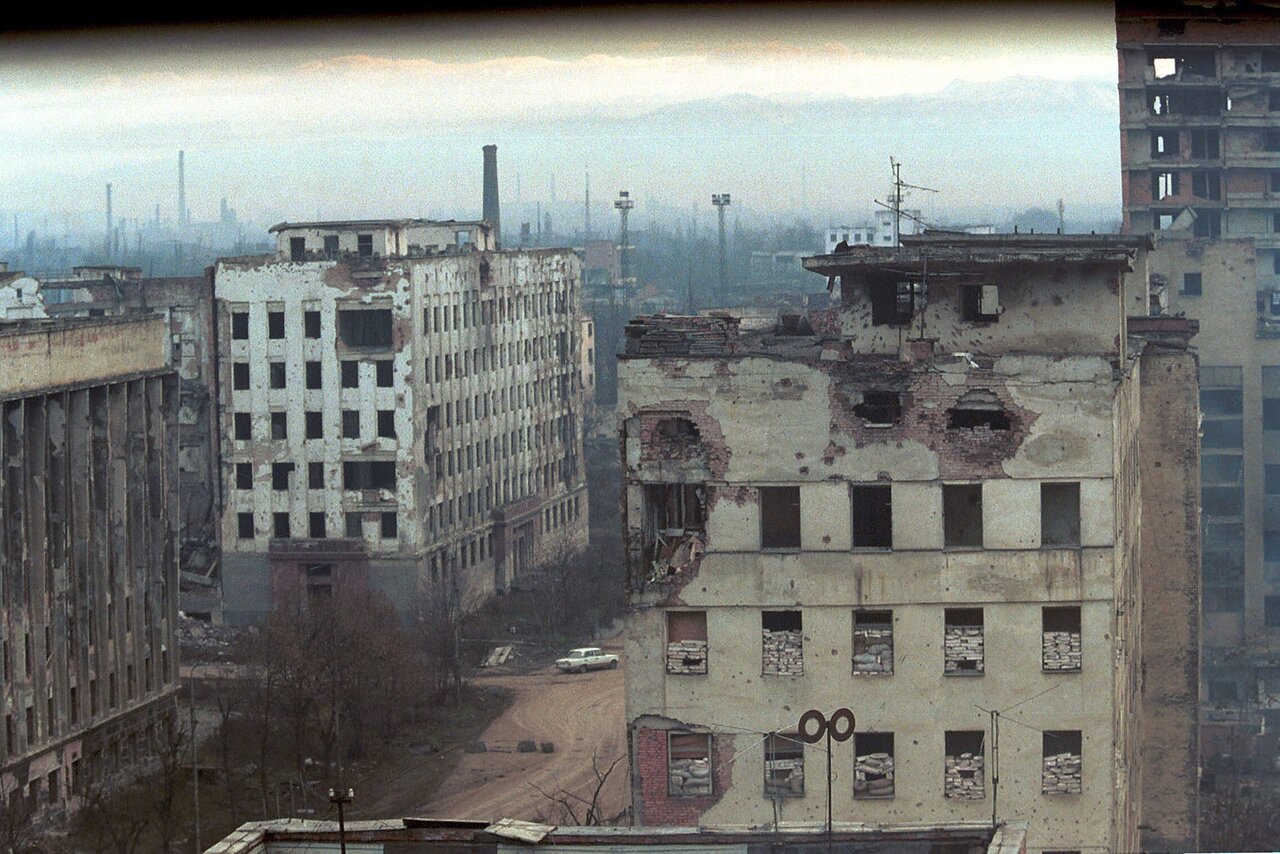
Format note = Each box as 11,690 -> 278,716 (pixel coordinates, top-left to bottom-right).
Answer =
555,647 -> 619,674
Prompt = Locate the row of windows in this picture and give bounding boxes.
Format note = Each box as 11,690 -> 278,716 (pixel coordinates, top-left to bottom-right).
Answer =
544,496 -> 583,532
665,728 -> 1083,800
664,606 -> 1083,677
745,482 -> 1082,550
237,510 -> 398,542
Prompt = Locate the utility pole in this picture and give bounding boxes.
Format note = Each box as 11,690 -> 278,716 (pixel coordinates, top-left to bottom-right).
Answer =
614,190 -> 635,302
879,158 -> 937,246
712,193 -> 731,306
191,678 -> 200,853
328,787 -> 354,854
584,169 -> 591,239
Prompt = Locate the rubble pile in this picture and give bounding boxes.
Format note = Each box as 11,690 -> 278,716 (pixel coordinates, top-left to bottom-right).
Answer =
1042,631 -> 1082,672
944,753 -> 985,799
668,756 -> 712,796
762,629 -> 804,676
944,626 -> 984,673
854,752 -> 895,797
1042,752 -> 1083,794
852,627 -> 893,674
666,640 -> 709,675
764,757 -> 804,796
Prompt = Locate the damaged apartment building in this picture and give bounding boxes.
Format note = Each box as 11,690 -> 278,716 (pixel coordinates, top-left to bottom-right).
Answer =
1117,0 -> 1280,768
619,233 -> 1201,854
214,214 -> 588,624
0,315 -> 180,813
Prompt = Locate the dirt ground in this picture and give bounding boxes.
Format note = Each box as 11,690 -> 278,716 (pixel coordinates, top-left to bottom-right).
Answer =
382,640 -> 629,824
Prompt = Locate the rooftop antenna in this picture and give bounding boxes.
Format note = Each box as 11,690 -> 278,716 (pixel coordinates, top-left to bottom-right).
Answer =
876,157 -> 937,246
712,194 -> 731,307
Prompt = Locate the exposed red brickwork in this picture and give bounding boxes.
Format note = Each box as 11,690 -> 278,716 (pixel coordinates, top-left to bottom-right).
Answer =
633,725 -> 734,826
806,307 -> 841,336
632,401 -> 731,480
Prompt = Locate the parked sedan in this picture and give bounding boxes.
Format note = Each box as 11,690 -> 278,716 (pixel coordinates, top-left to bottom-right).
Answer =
555,647 -> 619,674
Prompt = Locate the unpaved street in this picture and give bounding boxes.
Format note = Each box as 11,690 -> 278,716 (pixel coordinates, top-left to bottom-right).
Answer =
422,651 -> 628,823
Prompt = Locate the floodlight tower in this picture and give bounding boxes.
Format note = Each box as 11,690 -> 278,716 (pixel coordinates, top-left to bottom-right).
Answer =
712,193 -> 731,307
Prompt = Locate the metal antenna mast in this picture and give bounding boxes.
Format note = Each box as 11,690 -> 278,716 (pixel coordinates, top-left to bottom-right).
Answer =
882,157 -> 937,246
712,193 -> 731,306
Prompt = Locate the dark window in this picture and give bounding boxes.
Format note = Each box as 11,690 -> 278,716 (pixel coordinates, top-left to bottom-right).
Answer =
1208,680 -> 1239,703
1265,49 -> 1280,73
235,462 -> 252,490
230,311 -> 249,340
1150,130 -> 1177,158
270,412 -> 287,440
764,733 -> 805,797
233,362 -> 250,390
305,411 -> 322,440
943,484 -> 983,548
337,309 -> 392,348
309,512 -> 326,539
1272,172 -> 1280,194
269,362 -> 286,389
304,310 -> 322,338
308,461 -> 324,489
1205,587 -> 1244,612
960,285 -> 1002,322
271,462 -> 293,490
381,512 -> 398,539
869,278 -> 916,325
305,361 -> 322,389
375,360 -> 394,388
357,233 -> 373,257
851,484 -> 892,548
1152,170 -> 1179,199
1190,129 -> 1219,158
1041,483 -> 1081,547
853,732 -> 895,798
289,236 -> 305,261
342,460 -> 396,490
377,410 -> 396,438
342,410 -> 360,439
948,391 -> 1010,430
267,311 -> 285,339
760,486 -> 801,549
1268,131 -> 1280,153
345,512 -> 363,538
1181,272 -> 1202,296
1264,398 -> 1280,430
273,512 -> 291,538
853,392 -> 901,425
323,235 -> 340,258
237,512 -> 255,539
234,412 -> 251,440
1192,172 -> 1220,200
341,360 -> 359,388
1267,596 -> 1280,627
1194,210 -> 1221,239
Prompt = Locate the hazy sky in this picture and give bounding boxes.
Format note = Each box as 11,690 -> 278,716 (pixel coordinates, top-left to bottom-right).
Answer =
1,3 -> 1119,230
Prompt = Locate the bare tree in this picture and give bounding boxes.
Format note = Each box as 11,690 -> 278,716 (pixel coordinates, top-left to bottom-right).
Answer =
529,751 -> 626,826
145,709 -> 191,852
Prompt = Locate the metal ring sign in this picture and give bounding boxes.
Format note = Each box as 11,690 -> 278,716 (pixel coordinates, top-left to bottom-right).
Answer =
797,708 -> 855,743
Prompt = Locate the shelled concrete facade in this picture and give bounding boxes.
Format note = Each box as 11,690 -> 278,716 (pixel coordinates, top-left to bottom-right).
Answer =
214,219 -> 589,625
619,234 -> 1200,853
0,315 -> 180,814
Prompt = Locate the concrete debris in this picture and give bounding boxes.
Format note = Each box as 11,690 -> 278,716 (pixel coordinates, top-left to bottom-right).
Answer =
944,626 -> 984,673
1042,753 -> 1083,794
944,754 -> 985,800
762,629 -> 804,676
669,757 -> 712,796
667,640 -> 709,675
1042,631 -> 1082,672
764,758 -> 804,795
854,752 -> 895,798
853,628 -> 894,675
649,532 -> 706,584
624,314 -> 740,357
480,645 -> 514,668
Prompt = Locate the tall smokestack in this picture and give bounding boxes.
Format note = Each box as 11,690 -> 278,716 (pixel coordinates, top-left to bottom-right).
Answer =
178,150 -> 187,226
482,144 -> 500,248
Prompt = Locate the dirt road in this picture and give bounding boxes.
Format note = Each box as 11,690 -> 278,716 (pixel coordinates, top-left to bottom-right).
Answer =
421,653 -> 628,823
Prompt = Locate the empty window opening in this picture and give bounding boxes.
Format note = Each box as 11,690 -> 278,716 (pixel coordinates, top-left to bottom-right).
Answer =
1150,131 -> 1178,158
667,611 -> 708,675
1153,171 -> 1179,200
1042,731 -> 1082,795
944,608 -> 984,674
308,461 -> 324,489
854,732 -> 895,798
271,462 -> 293,491
1266,595 -> 1280,627
309,512 -> 326,539
1195,209 -> 1222,239
273,512 -> 291,539
232,363 -> 250,390
305,361 -> 322,389
854,391 -> 901,426
304,310 -> 322,338
764,733 -> 805,797
1192,172 -> 1221,200
851,484 -> 892,549
868,277 -> 916,325
945,731 -> 986,800
1190,129 -> 1219,159
642,483 -> 707,572
235,462 -> 252,490
375,360 -> 394,388
337,309 -> 393,349
269,362 -> 286,390
323,235 -> 339,258
762,610 -> 803,677
341,361 -> 359,388
230,311 -> 249,340
1181,273 -> 1202,296
760,486 -> 801,549
1042,606 -> 1082,673
656,417 -> 700,441
270,412 -> 287,440
234,412 -> 251,440
668,732 -> 712,797
357,233 -> 373,257
305,411 -> 322,440
345,513 -> 363,538
853,610 -> 893,675
1152,56 -> 1176,78
1040,482 -> 1081,546
342,410 -> 360,439
377,410 -> 396,439
237,512 -> 254,540
343,460 -> 396,490
381,512 -> 398,539
267,310 -> 285,339
289,237 -> 306,261
948,391 -> 1010,431
943,484 -> 983,548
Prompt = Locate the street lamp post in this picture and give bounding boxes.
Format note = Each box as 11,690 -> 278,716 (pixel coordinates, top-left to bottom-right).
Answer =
328,787 -> 354,854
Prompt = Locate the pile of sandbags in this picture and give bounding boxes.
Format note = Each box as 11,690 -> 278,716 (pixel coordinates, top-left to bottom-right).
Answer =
666,640 -> 708,675
944,626 -> 984,673
944,753 -> 985,799
669,756 -> 712,795
762,629 -> 804,676
1042,631 -> 1082,672
853,627 -> 893,674
764,757 -> 804,796
853,752 -> 894,797
1042,752 -> 1082,794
